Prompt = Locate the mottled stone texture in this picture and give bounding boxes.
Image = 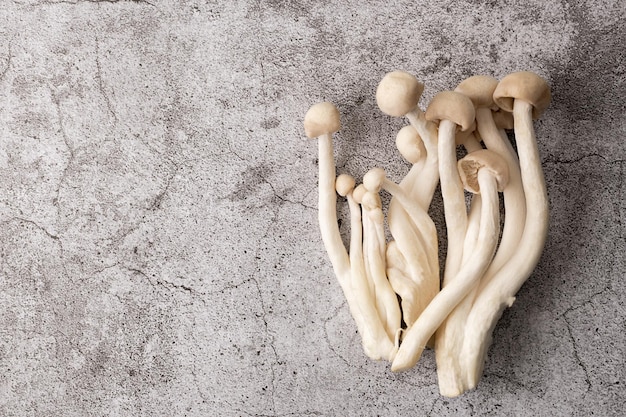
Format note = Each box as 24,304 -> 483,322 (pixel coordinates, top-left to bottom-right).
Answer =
0,0 -> 624,416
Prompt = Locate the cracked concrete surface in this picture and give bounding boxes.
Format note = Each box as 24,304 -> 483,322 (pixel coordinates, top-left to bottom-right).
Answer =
0,0 -> 624,415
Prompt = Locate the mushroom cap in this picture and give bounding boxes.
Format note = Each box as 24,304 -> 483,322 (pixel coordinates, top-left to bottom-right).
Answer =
492,71 -> 551,119
363,168 -> 386,193
335,174 -> 356,197
352,184 -> 367,204
492,109 -> 514,130
303,102 -> 341,138
361,190 -> 382,211
425,91 -> 476,131
454,75 -> 499,110
396,125 -> 425,164
458,149 -> 510,193
376,71 -> 425,117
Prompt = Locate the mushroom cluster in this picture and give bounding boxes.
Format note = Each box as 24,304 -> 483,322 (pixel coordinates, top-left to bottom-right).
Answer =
303,71 -> 551,397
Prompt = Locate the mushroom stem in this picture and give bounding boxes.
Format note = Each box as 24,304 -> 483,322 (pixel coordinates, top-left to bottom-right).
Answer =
317,133 -> 350,278
386,241 -> 422,328
462,99 -> 549,388
405,110 -> 439,209
366,169 -> 439,325
363,200 -> 402,344
438,119 -> 469,285
392,167 -> 500,372
345,187 -> 396,361
387,126 -> 437,328
475,107 -> 526,276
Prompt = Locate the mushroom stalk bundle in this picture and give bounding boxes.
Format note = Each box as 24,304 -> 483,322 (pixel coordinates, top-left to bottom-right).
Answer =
303,70 -> 551,396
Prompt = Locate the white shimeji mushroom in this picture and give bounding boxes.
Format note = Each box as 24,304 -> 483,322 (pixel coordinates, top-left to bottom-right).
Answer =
364,167 -> 439,328
392,150 -> 509,372
387,126 -> 438,328
336,174 -> 396,361
436,76 -> 527,395
461,71 -> 551,390
456,75 -> 526,276
424,91 -> 476,285
303,70 -> 552,395
358,186 -> 402,347
376,73 -> 441,332
304,103 -> 395,361
376,71 -> 439,209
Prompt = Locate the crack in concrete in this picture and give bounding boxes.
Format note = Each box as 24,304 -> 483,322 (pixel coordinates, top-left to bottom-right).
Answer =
561,283 -> 614,318
148,173 -> 175,211
562,314 -> 592,395
6,216 -> 59,240
543,152 -> 625,165
51,91 -> 78,217
322,301 -> 351,368
207,277 -> 255,295
52,94 -> 75,160
0,42 -> 12,81
94,36 -> 118,123
122,266 -> 206,302
247,204 -> 282,416
250,273 -> 278,415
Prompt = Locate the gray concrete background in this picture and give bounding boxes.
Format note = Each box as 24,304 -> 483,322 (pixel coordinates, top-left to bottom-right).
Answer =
0,0 -> 624,415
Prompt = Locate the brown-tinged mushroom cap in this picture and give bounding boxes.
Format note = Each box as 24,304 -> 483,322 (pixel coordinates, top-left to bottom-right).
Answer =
376,71 -> 425,117
304,102 -> 341,138
336,174 -> 356,197
492,71 -> 551,119
458,149 -> 510,193
396,125 -> 425,164
454,75 -> 499,110
492,109 -> 514,130
425,91 -> 476,132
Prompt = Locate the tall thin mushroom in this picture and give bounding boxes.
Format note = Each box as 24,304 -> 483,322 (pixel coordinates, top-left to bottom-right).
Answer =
388,127 -> 437,327
457,75 -> 526,276
360,187 -> 402,346
425,91 -> 476,286
436,76 -> 527,395
304,102 -> 394,361
376,73 -> 441,331
392,150 -> 509,372
461,71 -> 551,390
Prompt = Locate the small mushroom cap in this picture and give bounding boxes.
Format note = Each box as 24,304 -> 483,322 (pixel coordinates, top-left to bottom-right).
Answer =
492,109 -> 514,130
361,190 -> 382,211
363,168 -> 386,193
376,71 -> 425,117
335,174 -> 356,197
396,125 -> 425,164
455,75 -> 499,110
352,184 -> 367,204
458,149 -> 510,193
303,102 -> 341,138
425,91 -> 476,131
492,71 -> 551,119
